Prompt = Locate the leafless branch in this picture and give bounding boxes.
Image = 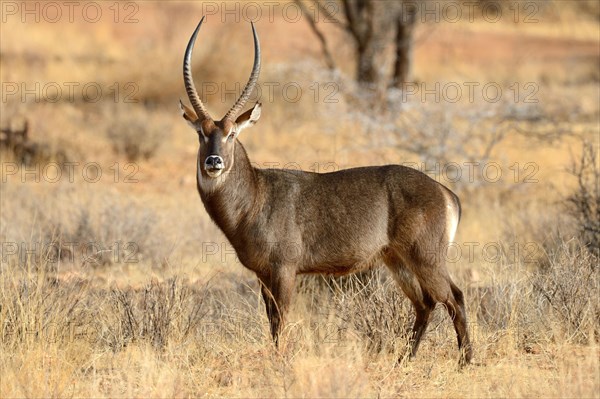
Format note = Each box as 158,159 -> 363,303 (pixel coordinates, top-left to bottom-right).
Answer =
311,0 -> 346,28
294,0 -> 337,70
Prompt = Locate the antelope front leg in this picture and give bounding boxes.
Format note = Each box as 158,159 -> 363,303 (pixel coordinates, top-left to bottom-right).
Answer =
258,269 -> 296,346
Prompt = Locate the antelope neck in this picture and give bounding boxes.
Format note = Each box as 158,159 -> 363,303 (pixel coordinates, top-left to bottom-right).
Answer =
196,141 -> 260,239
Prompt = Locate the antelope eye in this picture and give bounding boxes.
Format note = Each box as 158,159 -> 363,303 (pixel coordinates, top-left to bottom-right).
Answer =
227,132 -> 236,141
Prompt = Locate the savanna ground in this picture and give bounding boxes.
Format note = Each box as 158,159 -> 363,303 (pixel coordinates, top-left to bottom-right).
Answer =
0,1 -> 599,397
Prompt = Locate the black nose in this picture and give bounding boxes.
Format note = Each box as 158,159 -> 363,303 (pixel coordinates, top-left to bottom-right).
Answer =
205,155 -> 224,170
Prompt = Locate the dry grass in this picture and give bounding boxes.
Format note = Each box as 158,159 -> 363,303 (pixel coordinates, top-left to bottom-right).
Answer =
1,242 -> 598,397
1,1 -> 599,397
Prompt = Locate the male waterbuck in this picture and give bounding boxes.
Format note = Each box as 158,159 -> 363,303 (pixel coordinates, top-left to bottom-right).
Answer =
180,18 -> 472,366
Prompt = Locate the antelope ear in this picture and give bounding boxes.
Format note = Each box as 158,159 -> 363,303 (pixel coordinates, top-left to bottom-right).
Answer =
234,102 -> 261,136
179,99 -> 198,129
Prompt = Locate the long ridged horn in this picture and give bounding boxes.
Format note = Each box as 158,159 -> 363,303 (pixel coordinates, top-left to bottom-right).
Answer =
223,22 -> 261,121
183,16 -> 212,121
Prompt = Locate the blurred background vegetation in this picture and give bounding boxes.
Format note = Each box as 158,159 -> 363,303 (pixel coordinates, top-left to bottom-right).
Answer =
0,1 -> 598,397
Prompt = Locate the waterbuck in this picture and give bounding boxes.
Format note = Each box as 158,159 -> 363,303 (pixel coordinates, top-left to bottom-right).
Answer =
180,18 -> 472,366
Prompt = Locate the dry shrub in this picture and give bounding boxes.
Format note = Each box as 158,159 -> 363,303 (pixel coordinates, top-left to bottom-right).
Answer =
38,197 -> 164,268
566,141 -> 600,256
1,183 -> 170,269
468,270 -> 546,353
473,283 -> 518,331
106,106 -> 164,161
531,240 -> 599,344
0,266 -> 89,350
299,269 -> 412,354
93,276 -> 269,356
0,264 -> 262,359
337,271 -> 412,354
98,278 -> 208,352
0,114 -> 68,166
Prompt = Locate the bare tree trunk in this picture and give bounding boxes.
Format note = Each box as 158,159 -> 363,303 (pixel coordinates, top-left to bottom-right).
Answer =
391,5 -> 416,88
342,0 -> 377,85
356,41 -> 377,84
299,0 -> 415,88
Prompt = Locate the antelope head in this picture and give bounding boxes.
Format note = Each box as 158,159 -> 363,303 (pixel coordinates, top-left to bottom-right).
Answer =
180,17 -> 262,178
